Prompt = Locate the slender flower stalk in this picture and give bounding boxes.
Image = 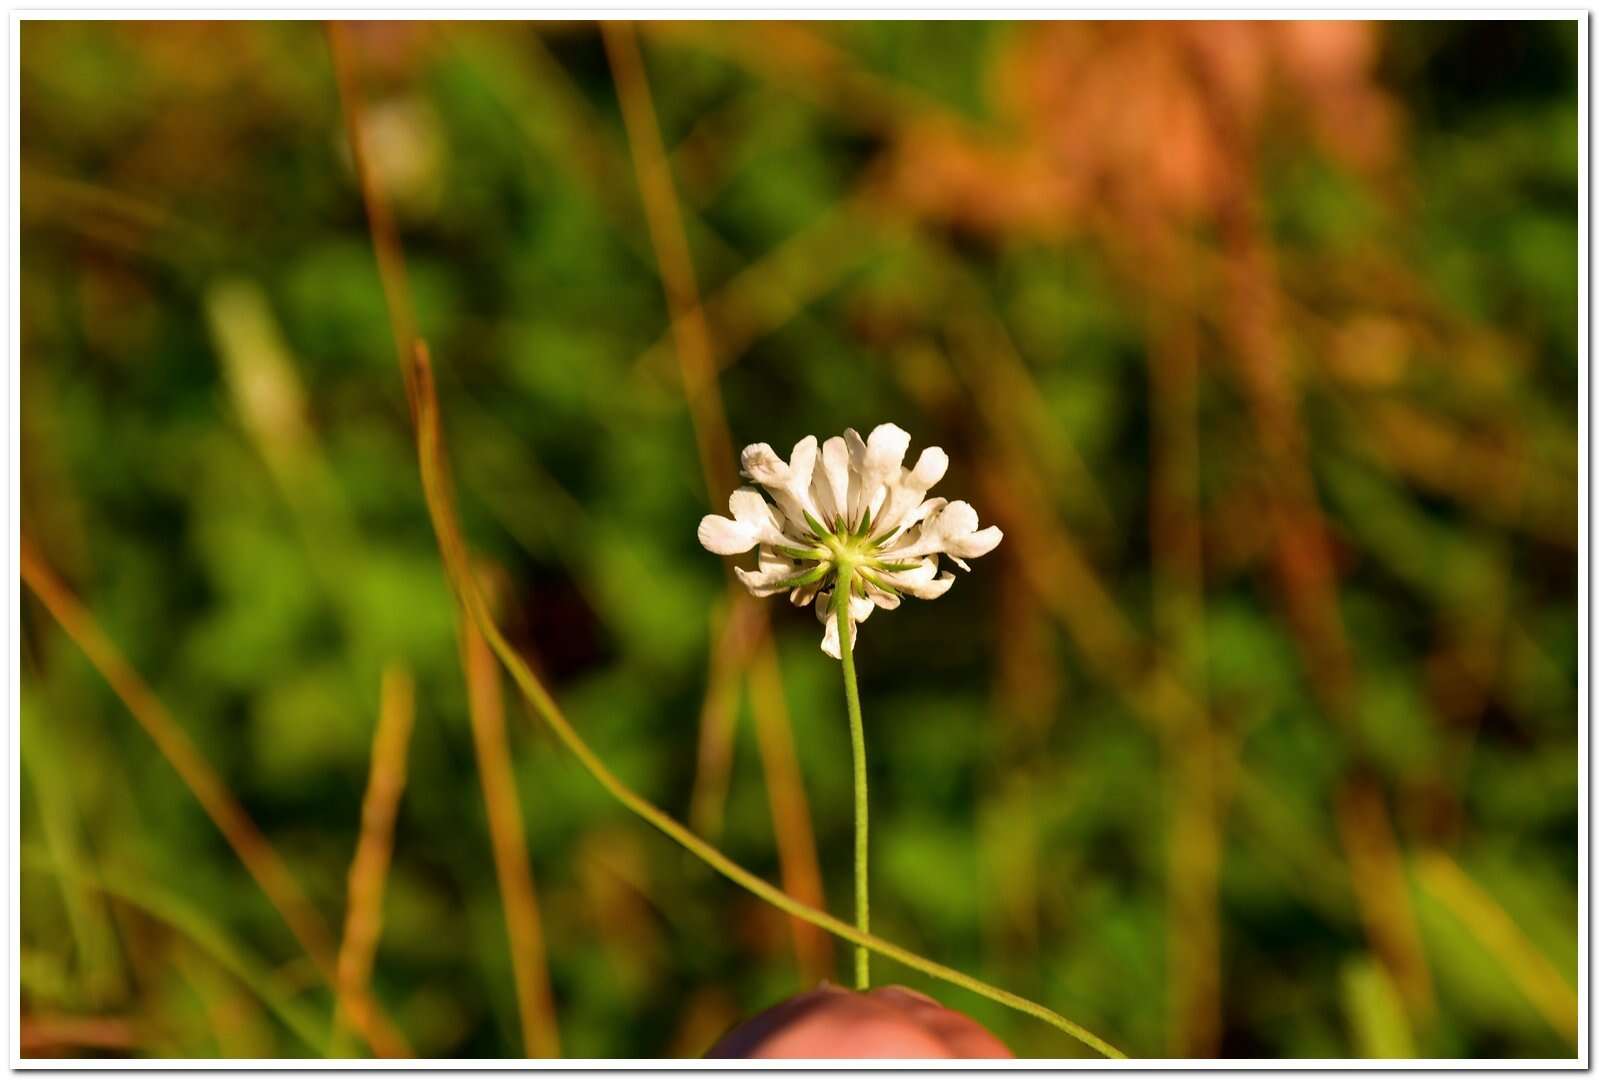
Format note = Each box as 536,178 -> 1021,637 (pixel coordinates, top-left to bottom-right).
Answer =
833,570 -> 870,987
699,423 -> 1004,990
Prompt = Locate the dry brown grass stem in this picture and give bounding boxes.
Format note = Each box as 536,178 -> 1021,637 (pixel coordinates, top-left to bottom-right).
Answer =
1141,225 -> 1221,1057
462,618 -> 562,1058
1186,41 -> 1435,1024
20,1014 -> 139,1055
647,23 -> 945,137
905,299 -> 1349,937
20,538 -> 334,963
478,28 -> 754,285
604,19 -> 830,979
937,263 -> 1115,536
329,28 -> 561,1054
1334,780 -> 1435,1020
18,537 -> 408,1057
747,639 -> 834,982
1351,400 -> 1573,550
326,21 -> 420,405
603,21 -> 736,502
689,597 -> 759,839
332,664 -> 417,1055
979,567 -> 1054,969
630,197 -> 870,389
978,460 -> 1200,737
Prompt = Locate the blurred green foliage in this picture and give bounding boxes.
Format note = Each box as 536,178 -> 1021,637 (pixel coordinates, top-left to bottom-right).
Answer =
20,20 -> 1578,1059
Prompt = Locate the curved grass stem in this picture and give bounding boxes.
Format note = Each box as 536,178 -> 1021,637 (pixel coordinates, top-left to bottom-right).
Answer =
408,343 -> 1125,1060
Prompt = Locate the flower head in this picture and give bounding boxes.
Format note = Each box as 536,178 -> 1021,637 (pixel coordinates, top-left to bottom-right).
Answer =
698,424 -> 1003,658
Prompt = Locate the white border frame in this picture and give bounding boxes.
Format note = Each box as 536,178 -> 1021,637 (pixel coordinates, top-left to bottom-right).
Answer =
4,10 -> 1589,1070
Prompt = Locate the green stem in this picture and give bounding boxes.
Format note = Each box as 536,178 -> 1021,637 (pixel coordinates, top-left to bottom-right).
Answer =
409,347 -> 1125,1059
834,567 -> 870,989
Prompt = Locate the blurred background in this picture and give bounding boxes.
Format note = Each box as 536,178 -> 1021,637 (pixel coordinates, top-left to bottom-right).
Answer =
19,20 -> 1579,1059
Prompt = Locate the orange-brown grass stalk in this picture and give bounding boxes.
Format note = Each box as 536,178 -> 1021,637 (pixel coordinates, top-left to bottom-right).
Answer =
1334,780 -> 1435,1023
19,538 -> 334,965
646,23 -> 934,137
979,567 -> 1053,972
629,197 -> 870,389
937,262 -> 1115,535
462,618 -> 561,1058
604,19 -> 830,980
891,277 -> 1346,938
1142,225 -> 1222,1057
20,1014 -> 139,1055
332,664 -> 418,1056
747,640 -> 833,982
330,28 -> 560,1054
602,21 -> 735,502
1188,43 -> 1434,1024
689,597 -> 758,840
326,21 -> 421,406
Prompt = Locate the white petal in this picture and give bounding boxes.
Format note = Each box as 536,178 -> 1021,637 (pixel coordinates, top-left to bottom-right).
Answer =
874,502 -> 936,554
882,500 -> 1002,565
741,439 -> 819,534
735,547 -> 806,597
728,487 -> 773,526
725,487 -> 790,547
909,445 -> 949,490
882,556 -> 938,588
813,436 -> 850,529
814,587 -> 874,659
820,619 -> 844,659
947,525 -> 1003,561
873,446 -> 948,536
851,423 -> 911,526
930,499 -> 980,538
777,435 -> 821,532
791,578 -> 823,607
844,428 -> 868,467
698,514 -> 759,555
815,589 -> 842,658
740,442 -> 788,487
865,424 -> 911,479
877,556 -> 956,599
898,570 -> 956,599
866,484 -> 890,524
863,577 -> 901,610
844,428 -> 869,524
736,566 -> 801,597
891,498 -> 945,543
760,545 -> 795,572
787,436 -> 818,501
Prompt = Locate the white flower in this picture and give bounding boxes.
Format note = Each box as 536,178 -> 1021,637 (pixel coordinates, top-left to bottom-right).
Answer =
698,423 -> 1003,658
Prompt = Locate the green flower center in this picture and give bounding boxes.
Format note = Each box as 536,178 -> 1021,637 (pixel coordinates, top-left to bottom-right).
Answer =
821,528 -> 876,569
763,510 -> 920,599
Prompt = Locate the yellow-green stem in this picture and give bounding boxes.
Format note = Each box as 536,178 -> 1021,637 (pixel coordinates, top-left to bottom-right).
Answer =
834,567 -> 870,989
